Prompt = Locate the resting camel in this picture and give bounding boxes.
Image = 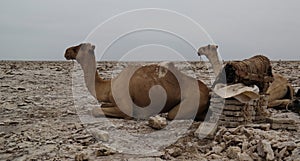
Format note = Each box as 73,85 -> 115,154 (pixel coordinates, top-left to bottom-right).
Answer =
197,45 -> 295,108
65,43 -> 210,120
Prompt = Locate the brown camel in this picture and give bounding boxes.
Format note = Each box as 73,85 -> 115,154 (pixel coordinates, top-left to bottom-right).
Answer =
65,43 -> 210,120
197,45 -> 294,107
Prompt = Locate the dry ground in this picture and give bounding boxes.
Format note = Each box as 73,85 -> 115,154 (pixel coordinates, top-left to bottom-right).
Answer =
0,61 -> 299,160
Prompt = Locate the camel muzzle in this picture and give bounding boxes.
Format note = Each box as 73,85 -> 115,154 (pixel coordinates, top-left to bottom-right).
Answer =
65,54 -> 72,60
197,51 -> 202,56
64,52 -> 76,60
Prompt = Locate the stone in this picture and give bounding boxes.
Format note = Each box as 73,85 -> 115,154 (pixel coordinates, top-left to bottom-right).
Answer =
271,123 -> 298,130
220,115 -> 245,122
128,158 -> 164,161
218,121 -> 242,128
223,105 -> 243,111
257,141 -> 265,158
212,145 -> 224,155
277,147 -> 287,159
89,129 -> 109,142
238,152 -> 253,161
166,147 -> 182,157
290,148 -> 300,161
226,146 -> 241,159
16,86 -> 26,91
75,153 -> 88,161
262,140 -> 275,161
3,119 -> 19,126
242,141 -> 249,152
210,154 -> 222,159
194,122 -> 218,139
245,123 -> 270,131
225,99 -> 245,106
94,147 -> 115,156
267,117 -> 295,124
222,110 -> 255,117
148,115 -> 167,130
1,102 -> 17,110
273,141 -> 297,151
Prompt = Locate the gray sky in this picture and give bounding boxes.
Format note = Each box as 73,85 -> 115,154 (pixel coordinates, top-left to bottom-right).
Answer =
0,0 -> 299,61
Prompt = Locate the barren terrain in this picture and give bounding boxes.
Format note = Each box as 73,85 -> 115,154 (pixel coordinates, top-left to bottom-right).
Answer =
0,61 -> 299,160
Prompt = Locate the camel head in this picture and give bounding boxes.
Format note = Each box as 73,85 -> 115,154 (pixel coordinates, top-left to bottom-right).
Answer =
64,43 -> 95,61
197,44 -> 218,57
197,44 -> 222,76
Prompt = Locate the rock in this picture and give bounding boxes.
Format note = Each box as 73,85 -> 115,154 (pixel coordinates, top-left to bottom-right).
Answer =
242,141 -> 249,152
3,119 -> 19,125
258,140 -> 274,161
148,115 -> 167,130
267,117 -> 295,124
89,129 -> 109,142
195,122 -> 218,139
210,154 -> 222,159
222,110 -> 252,117
66,110 -> 76,115
245,123 -> 270,131
212,145 -> 224,155
74,123 -> 83,130
220,115 -> 245,122
249,152 -> 260,161
238,152 -> 253,161
271,123 -> 298,130
128,158 -> 164,161
219,121 -> 242,128
277,147 -> 287,159
224,105 -> 244,111
226,146 -> 241,159
94,147 -> 115,156
0,132 -> 5,137
75,153 -> 88,161
273,141 -> 297,151
166,147 -> 182,157
16,86 -> 26,91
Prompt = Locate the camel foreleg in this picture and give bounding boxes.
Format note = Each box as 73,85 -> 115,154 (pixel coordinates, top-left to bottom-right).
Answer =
91,106 -> 132,119
167,99 -> 204,120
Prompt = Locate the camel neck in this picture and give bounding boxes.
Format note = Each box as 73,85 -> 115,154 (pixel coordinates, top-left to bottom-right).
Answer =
80,59 -> 98,98
205,52 -> 222,76
81,63 -> 112,102
95,74 -> 112,102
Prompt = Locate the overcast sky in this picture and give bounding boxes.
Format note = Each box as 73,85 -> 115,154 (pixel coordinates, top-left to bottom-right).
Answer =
0,0 -> 299,61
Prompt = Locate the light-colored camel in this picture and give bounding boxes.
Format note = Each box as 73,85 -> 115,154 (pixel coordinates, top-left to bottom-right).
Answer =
65,43 -> 210,120
197,45 -> 294,107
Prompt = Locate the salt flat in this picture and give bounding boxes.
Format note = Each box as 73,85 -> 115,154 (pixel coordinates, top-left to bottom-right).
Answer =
0,61 -> 299,160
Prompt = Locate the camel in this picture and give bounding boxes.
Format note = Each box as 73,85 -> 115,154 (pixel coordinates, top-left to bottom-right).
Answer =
65,43 -> 210,120
197,45 -> 295,108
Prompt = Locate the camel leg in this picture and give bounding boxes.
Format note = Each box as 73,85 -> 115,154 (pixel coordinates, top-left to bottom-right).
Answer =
167,99 -> 205,120
167,104 -> 181,120
268,99 -> 292,108
91,107 -> 132,119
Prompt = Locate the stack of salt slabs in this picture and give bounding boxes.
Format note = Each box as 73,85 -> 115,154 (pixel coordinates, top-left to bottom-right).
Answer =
208,93 -> 270,128
267,116 -> 298,130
